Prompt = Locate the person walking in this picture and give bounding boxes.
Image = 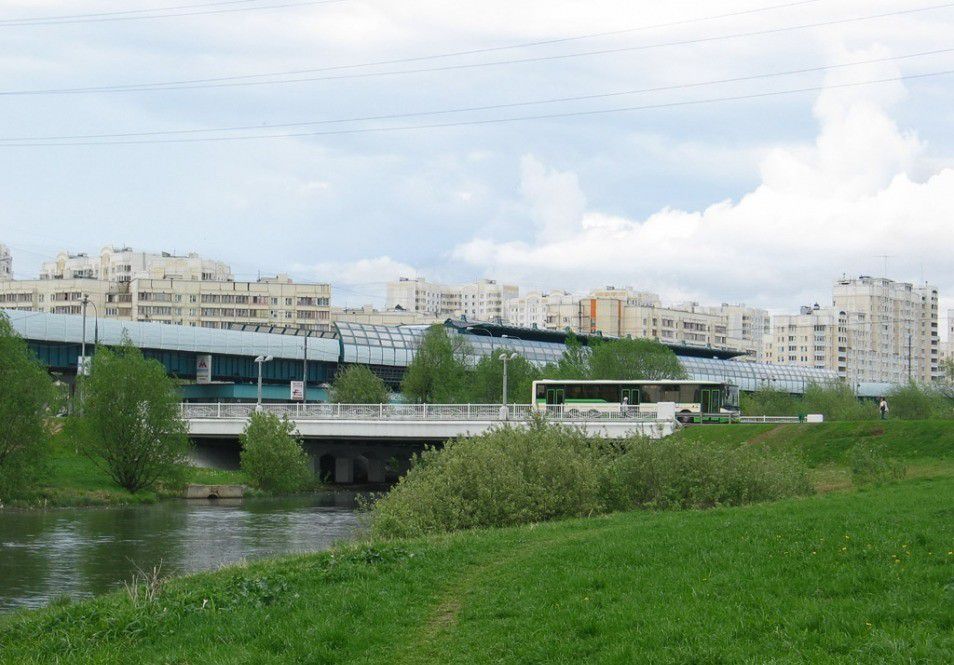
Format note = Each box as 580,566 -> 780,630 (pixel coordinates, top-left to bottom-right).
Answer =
620,394 -> 629,417
879,397 -> 889,420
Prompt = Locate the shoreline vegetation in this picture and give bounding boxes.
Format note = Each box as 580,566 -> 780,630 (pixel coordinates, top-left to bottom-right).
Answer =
1,421 -> 951,663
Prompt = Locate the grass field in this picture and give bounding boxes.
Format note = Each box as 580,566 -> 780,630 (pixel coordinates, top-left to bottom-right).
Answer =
1,420 -> 952,663
7,436 -> 250,507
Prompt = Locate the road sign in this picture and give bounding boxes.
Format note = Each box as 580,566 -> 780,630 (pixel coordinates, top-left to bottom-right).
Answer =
77,356 -> 91,376
196,354 -> 212,384
290,381 -> 304,401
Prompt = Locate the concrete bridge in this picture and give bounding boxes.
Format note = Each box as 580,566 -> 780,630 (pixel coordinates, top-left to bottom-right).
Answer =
182,403 -> 678,484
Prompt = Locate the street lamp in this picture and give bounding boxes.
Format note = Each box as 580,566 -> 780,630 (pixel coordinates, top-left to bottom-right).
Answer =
499,352 -> 518,406
466,326 -> 494,349
79,294 -> 98,377
254,355 -> 274,410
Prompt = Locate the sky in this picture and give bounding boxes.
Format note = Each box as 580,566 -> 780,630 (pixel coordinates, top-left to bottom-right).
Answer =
1,0 -> 954,330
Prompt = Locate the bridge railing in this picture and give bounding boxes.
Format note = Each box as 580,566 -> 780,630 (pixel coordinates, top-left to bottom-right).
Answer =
180,403 -> 661,422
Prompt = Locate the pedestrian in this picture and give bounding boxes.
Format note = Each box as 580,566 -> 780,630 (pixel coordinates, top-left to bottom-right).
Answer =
620,394 -> 629,417
879,397 -> 889,420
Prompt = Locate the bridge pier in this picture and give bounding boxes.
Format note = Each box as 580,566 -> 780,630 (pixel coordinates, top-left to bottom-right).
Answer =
366,457 -> 386,484
334,457 -> 355,484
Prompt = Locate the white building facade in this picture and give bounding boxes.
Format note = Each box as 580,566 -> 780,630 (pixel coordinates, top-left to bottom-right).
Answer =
0,244 -> 11,280
386,277 -> 518,322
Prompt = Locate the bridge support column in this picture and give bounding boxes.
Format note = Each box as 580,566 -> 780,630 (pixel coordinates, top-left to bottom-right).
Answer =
366,457 -> 386,484
334,457 -> 355,484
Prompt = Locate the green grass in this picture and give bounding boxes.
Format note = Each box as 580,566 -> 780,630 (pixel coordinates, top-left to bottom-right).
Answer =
7,435 -> 249,507
1,475 -> 951,664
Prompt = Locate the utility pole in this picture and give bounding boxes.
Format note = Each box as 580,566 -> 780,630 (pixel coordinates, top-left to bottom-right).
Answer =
908,333 -> 912,383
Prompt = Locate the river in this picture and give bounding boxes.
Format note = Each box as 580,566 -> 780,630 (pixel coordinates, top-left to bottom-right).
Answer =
0,493 -> 363,613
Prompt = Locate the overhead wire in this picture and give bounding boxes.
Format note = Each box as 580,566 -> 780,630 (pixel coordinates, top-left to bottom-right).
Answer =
4,68 -> 953,147
4,47 -> 952,143
3,2 -> 952,95
0,0 -> 347,27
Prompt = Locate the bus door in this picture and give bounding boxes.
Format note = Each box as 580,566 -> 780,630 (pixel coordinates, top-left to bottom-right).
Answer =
620,388 -> 640,414
546,388 -> 565,414
700,388 -> 722,414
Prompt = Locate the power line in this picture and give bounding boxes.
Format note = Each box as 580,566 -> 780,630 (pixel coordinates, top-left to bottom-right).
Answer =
5,47 -> 951,142
4,68 -> 952,147
0,0 -> 347,27
4,1 -> 950,95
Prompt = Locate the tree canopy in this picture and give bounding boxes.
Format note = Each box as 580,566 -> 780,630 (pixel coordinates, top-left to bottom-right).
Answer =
400,325 -> 470,403
240,411 -> 312,493
71,338 -> 188,493
0,313 -> 58,500
467,351 -> 541,404
330,365 -> 390,404
587,337 -> 686,380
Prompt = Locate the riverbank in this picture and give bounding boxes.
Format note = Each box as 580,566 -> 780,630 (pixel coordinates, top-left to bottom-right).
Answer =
2,436 -> 251,509
1,471 -> 950,663
1,421 -> 951,660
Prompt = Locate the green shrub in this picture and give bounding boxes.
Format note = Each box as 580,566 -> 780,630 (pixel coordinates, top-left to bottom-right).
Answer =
371,421 -> 609,538
600,437 -> 812,511
849,441 -> 906,486
371,421 -> 813,538
802,383 -> 872,421
240,412 -> 312,494
330,365 -> 390,404
887,383 -> 954,420
740,388 -> 799,416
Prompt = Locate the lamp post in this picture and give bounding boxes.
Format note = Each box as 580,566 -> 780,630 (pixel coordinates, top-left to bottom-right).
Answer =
466,326 -> 494,349
79,295 -> 99,376
254,355 -> 274,410
499,352 -> 518,406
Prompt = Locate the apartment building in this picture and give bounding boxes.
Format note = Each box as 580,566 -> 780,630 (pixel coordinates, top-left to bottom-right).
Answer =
697,303 -> 771,361
386,277 -> 518,322
0,244 -> 11,280
505,291 -> 580,330
574,287 -> 738,351
832,276 -> 939,383
331,305 -> 442,326
0,246 -> 332,332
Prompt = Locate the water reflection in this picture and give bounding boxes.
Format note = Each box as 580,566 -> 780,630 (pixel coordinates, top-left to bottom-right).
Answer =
0,493 -> 362,612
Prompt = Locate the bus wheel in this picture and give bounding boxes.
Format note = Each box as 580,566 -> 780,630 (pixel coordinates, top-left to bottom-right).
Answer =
677,410 -> 693,424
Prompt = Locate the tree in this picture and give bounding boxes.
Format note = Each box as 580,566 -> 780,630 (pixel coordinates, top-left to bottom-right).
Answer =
467,351 -> 542,404
587,337 -> 686,380
400,325 -> 470,403
0,313 -> 58,500
548,331 -> 590,379
240,411 -> 312,493
72,338 -> 188,493
330,365 -> 390,404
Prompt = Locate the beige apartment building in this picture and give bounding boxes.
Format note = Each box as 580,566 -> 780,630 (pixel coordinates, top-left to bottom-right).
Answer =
769,277 -> 940,385
386,277 -> 518,322
331,305 -> 442,326
505,291 -> 580,330
0,246 -> 332,332
832,276 -> 939,383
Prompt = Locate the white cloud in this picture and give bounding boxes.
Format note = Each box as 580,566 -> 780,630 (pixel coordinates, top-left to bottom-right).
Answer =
290,256 -> 420,306
453,47 -> 954,312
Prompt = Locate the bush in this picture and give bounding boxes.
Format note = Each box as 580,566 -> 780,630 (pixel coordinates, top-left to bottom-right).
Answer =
371,421 -> 609,538
240,412 -> 312,494
370,421 -> 813,538
740,388 -> 800,417
849,442 -> 906,486
601,437 -> 812,511
330,365 -> 390,404
802,384 -> 872,421
887,383 -> 953,420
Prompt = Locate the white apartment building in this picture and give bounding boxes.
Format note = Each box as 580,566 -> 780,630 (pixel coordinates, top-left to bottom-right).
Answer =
698,303 -> 771,361
769,277 -> 940,385
40,247 -> 232,283
0,246 -> 332,332
386,277 -> 518,322
505,291 -> 579,330
832,276 -> 939,383
0,244 -> 11,280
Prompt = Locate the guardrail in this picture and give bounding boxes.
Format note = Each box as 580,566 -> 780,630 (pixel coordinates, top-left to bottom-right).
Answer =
180,403 -> 661,422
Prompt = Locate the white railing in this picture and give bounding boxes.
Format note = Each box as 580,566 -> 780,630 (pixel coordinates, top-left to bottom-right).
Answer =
737,415 -> 804,424
180,403 -> 661,422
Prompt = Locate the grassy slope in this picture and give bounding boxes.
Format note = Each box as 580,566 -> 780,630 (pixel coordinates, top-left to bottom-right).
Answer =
1,474 -> 951,664
10,437 -> 249,507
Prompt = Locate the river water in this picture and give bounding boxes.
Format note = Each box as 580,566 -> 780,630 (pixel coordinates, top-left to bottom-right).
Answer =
0,493 -> 363,613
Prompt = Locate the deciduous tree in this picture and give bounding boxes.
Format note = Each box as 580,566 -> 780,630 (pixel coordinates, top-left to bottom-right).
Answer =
330,365 -> 390,404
